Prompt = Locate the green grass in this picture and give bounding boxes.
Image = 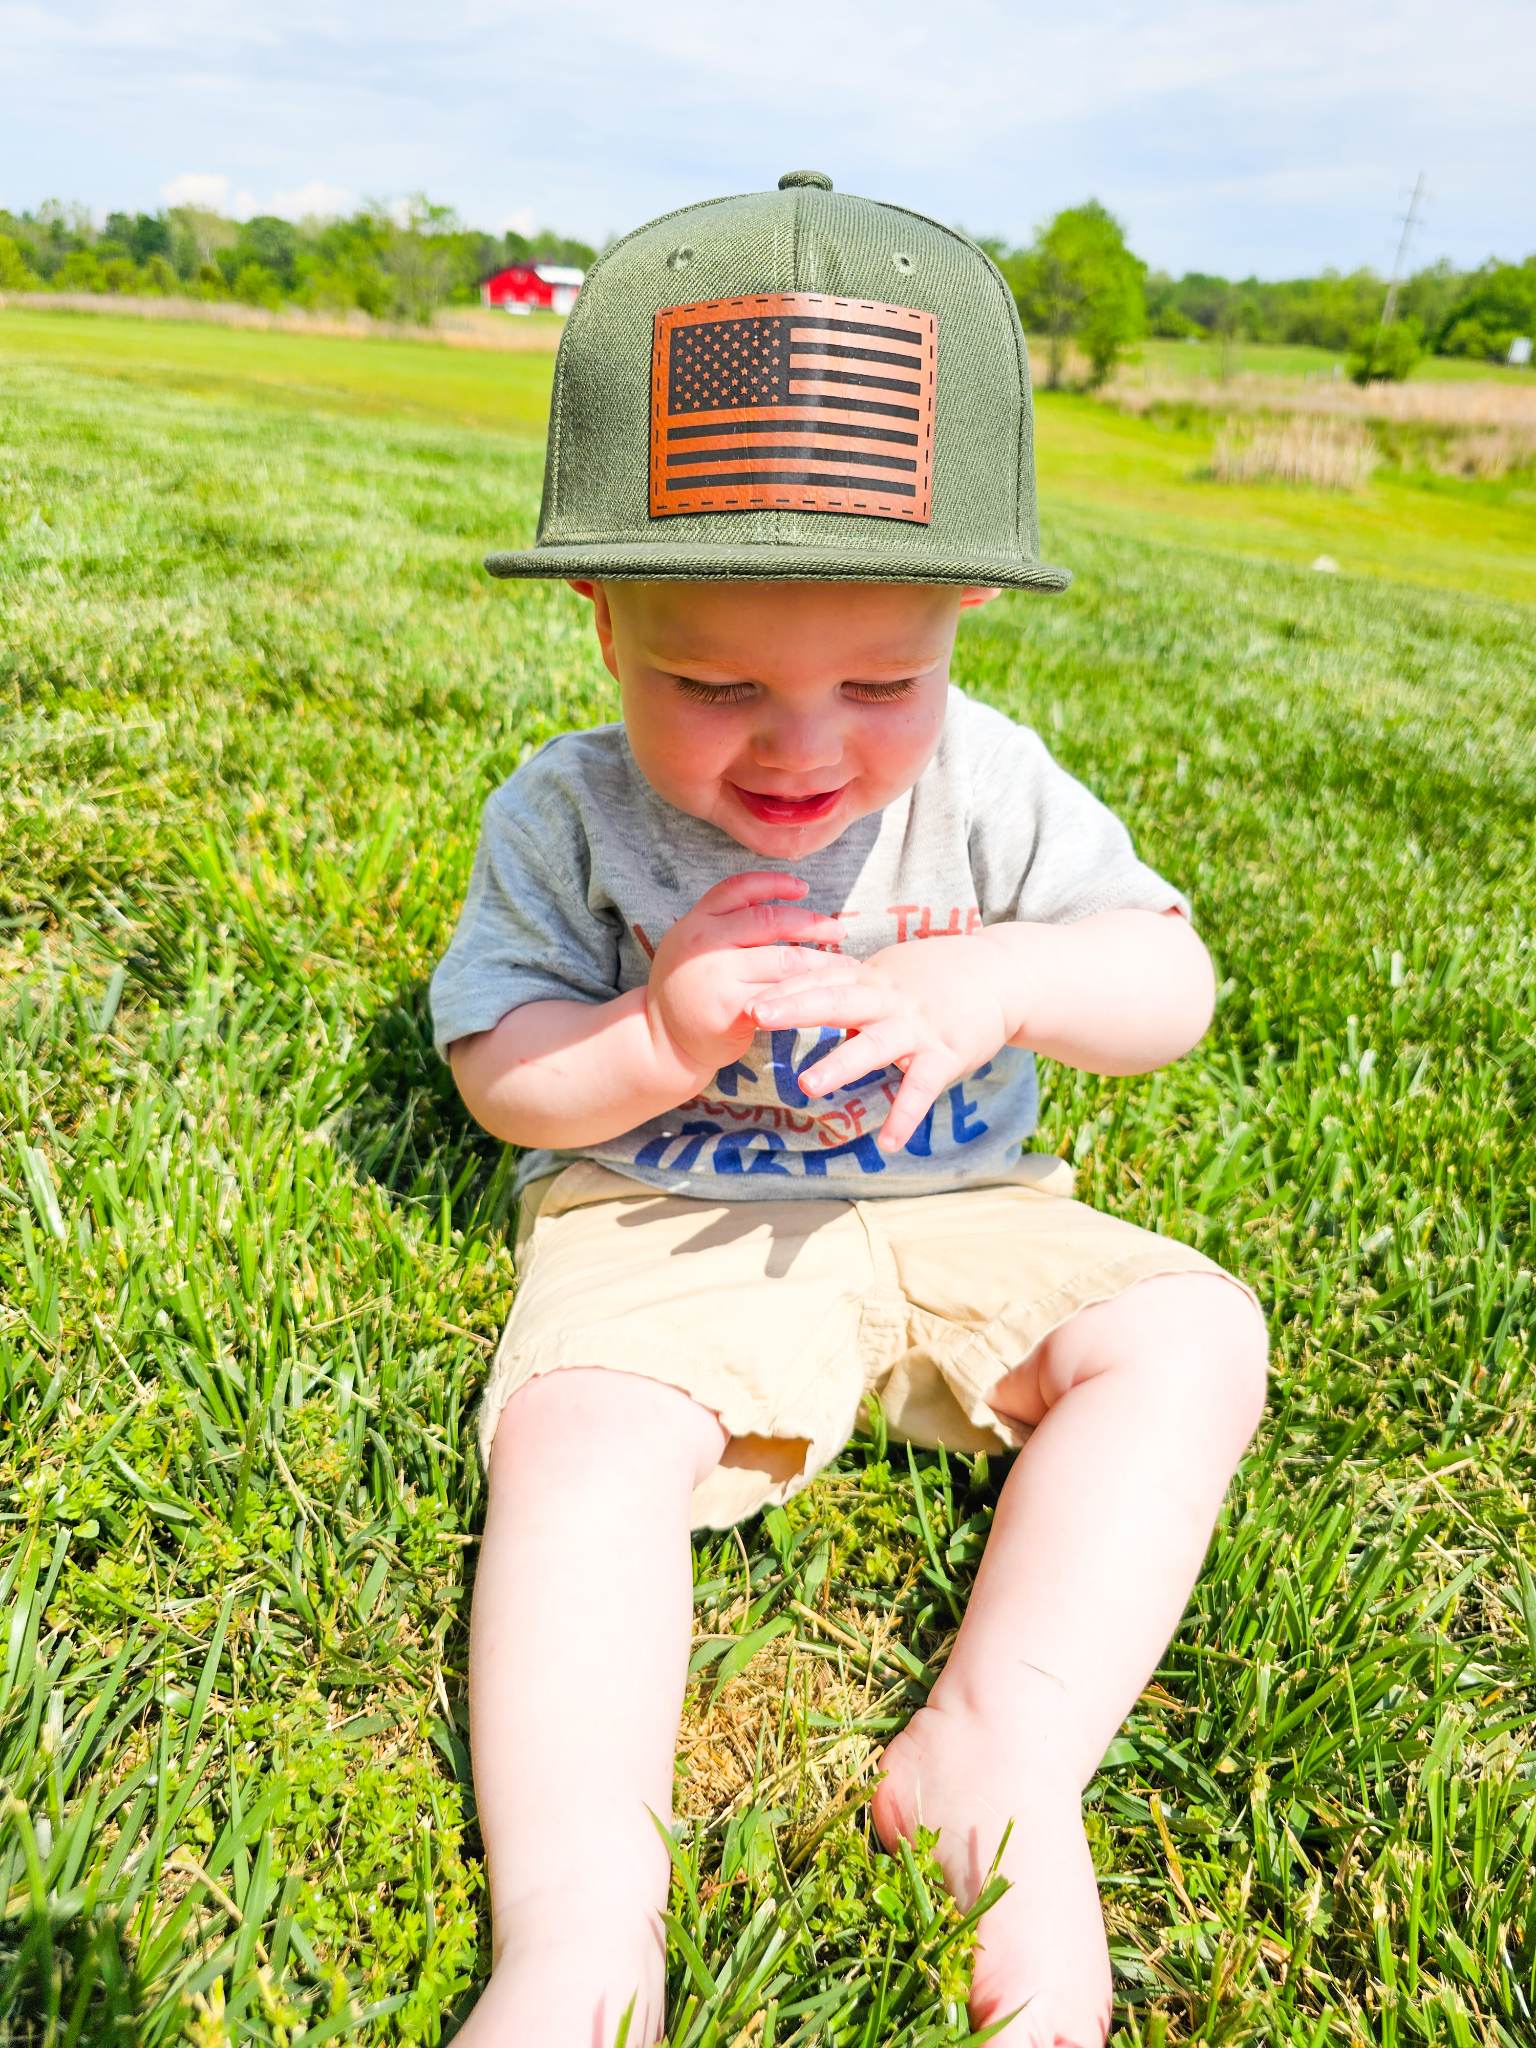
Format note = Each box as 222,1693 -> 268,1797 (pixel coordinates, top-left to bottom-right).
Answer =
6,307 -> 1530,604
2,321 -> 1535,2044
0,306 -> 554,435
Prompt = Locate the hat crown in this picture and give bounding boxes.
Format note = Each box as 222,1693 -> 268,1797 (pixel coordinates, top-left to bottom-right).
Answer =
487,172 -> 1069,593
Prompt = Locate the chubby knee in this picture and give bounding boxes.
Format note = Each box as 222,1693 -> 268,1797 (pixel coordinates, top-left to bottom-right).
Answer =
491,1366 -> 729,1492
1177,1273 -> 1270,1437
993,1270 -> 1268,1435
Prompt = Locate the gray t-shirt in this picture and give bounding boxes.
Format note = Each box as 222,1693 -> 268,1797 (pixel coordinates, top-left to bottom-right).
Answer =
430,684 -> 1188,1201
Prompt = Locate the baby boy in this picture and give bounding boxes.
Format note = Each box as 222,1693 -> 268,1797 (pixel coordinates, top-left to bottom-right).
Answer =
432,171 -> 1268,2048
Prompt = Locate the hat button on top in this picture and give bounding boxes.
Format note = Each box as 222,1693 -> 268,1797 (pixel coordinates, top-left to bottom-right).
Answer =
778,169 -> 833,190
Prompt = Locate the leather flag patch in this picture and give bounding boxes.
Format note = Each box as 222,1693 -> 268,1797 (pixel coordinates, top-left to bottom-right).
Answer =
649,292 -> 936,522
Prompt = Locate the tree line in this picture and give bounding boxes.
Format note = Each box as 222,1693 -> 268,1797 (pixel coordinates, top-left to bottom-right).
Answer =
3,193 -> 1533,381
981,202 -> 1536,386
0,196 -> 595,326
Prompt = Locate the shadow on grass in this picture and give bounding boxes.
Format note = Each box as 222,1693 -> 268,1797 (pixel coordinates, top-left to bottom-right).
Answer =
2,1912 -> 150,2045
334,976 -> 523,1245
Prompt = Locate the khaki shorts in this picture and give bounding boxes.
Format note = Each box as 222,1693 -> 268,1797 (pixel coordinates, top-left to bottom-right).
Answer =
476,1157 -> 1252,1529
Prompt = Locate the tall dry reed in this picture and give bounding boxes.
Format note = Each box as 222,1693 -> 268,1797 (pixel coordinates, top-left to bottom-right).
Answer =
1208,418 -> 1379,490
1105,367 -> 1536,429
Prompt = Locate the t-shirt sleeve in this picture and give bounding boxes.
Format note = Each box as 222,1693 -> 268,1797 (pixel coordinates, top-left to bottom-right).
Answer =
965,705 -> 1192,926
428,779 -> 621,1060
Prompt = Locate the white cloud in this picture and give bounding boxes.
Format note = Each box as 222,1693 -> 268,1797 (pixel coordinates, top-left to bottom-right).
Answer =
160,170 -> 230,210
7,1 -> 1531,276
270,178 -> 356,220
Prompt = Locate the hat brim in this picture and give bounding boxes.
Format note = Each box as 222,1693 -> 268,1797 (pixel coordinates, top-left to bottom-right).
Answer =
483,539 -> 1072,593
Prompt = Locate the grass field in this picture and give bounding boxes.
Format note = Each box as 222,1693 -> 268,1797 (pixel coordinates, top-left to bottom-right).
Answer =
1124,338 -> 1536,387
4,309 -> 1530,605
2,309 -> 1534,2045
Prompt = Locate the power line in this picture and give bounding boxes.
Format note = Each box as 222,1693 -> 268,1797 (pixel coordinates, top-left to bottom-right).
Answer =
1380,171 -> 1428,328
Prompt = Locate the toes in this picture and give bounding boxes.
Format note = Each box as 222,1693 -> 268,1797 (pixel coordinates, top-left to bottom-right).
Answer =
869,1732 -> 921,1852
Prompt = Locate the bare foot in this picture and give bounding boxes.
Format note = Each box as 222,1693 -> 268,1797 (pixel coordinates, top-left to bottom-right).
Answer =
872,1699 -> 1114,2048
452,1887 -> 667,2048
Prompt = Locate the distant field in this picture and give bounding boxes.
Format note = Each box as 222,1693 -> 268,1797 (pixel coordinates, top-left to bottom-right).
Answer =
4,306 -> 1531,603
2,308 -> 1535,2047
0,305 -> 554,434
1127,336 -> 1536,386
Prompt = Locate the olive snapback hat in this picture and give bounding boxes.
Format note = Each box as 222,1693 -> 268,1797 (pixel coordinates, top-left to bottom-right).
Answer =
485,168 -> 1071,592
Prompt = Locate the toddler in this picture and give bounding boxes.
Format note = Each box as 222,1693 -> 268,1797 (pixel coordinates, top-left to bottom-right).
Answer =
433,169 -> 1268,2048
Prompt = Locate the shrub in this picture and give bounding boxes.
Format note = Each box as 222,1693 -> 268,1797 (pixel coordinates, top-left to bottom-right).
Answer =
55,248 -> 106,292
1347,318 -> 1423,384
232,261 -> 283,309
99,256 -> 144,295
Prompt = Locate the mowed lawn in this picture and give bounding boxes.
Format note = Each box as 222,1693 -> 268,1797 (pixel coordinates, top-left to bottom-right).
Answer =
2,310 -> 1535,2045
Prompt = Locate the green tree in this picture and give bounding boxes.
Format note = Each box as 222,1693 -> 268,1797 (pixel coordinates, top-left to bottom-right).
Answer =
56,248 -> 106,292
99,256 -> 144,294
1435,259 -> 1536,360
167,204 -> 236,277
232,261 -> 283,309
234,215 -> 301,291
383,195 -> 471,324
1011,200 -> 1146,389
0,233 -> 40,290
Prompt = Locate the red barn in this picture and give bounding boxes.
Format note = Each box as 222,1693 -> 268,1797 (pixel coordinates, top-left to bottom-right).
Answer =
480,262 -> 584,315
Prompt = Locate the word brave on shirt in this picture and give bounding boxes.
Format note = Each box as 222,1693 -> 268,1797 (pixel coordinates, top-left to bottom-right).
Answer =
632,1030 -> 995,1179
623,901 -> 993,1179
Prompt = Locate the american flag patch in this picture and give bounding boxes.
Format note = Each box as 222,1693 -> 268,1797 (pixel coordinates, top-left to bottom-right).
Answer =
649,292 -> 936,523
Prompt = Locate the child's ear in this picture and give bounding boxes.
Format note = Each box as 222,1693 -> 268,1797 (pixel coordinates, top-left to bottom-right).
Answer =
958,585 -> 1003,610
567,579 -> 621,682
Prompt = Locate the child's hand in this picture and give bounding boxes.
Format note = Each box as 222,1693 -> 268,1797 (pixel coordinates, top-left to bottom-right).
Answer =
747,933 -> 1017,1153
645,872 -> 851,1083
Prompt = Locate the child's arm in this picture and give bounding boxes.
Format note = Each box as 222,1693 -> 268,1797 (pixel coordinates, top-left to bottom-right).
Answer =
977,905 -> 1216,1075
449,987 -> 705,1150
449,872 -> 850,1149
752,908 -> 1215,1154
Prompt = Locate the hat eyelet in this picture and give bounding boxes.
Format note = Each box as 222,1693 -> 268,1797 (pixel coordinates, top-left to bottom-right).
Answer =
891,251 -> 914,274
666,245 -> 695,271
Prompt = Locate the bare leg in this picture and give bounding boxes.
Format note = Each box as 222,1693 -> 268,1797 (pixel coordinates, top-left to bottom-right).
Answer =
873,1274 -> 1268,2048
454,1367 -> 728,2048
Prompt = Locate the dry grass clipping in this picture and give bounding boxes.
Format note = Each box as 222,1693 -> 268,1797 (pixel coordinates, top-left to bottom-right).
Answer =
676,1595 -> 913,1833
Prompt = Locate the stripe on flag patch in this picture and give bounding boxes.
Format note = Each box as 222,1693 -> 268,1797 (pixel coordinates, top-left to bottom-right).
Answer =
649,292 -> 937,522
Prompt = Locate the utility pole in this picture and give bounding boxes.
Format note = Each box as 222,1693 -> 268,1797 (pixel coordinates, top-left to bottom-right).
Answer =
1380,171 -> 1427,329
1358,172 -> 1427,378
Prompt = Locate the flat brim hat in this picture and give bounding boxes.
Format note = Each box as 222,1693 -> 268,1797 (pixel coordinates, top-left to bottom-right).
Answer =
485,169 -> 1071,593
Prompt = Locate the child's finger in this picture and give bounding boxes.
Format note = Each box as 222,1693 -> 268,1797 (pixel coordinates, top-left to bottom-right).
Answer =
720,902 -> 848,947
749,984 -> 893,1030
875,1050 -> 955,1151
796,1017 -> 913,1097
698,871 -> 809,915
742,950 -> 859,989
746,951 -> 875,994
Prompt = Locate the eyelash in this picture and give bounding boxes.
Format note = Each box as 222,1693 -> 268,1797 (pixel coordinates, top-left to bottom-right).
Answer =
672,678 -> 917,704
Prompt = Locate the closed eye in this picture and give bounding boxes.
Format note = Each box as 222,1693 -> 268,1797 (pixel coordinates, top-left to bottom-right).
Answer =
671,678 -> 919,704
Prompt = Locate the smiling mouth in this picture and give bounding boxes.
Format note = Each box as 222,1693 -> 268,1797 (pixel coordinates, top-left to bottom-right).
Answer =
731,783 -> 848,821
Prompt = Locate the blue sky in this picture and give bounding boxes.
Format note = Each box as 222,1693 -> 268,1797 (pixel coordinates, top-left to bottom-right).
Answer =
3,0 -> 1532,278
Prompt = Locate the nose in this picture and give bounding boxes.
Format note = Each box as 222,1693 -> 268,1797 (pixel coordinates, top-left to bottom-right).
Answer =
749,707 -> 845,777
